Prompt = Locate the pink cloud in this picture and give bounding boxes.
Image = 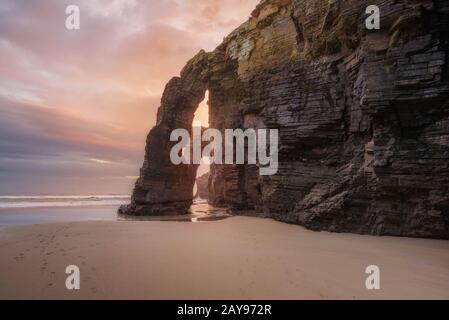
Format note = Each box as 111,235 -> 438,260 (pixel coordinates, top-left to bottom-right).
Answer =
0,0 -> 260,194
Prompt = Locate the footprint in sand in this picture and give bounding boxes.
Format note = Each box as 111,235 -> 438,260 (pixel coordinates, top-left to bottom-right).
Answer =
14,253 -> 26,261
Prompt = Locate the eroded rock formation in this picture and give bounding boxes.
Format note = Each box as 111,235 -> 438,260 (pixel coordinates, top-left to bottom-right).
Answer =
196,172 -> 210,200
120,0 -> 449,238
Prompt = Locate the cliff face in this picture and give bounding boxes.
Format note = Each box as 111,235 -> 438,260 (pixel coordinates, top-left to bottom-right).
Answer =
120,0 -> 449,239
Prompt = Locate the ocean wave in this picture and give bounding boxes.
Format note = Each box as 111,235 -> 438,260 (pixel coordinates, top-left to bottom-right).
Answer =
0,195 -> 131,209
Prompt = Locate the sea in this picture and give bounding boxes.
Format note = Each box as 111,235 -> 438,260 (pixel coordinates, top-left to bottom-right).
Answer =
0,196 -> 218,227
0,195 -> 130,226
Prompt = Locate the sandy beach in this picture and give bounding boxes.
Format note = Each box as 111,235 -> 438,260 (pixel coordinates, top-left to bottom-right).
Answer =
0,216 -> 448,300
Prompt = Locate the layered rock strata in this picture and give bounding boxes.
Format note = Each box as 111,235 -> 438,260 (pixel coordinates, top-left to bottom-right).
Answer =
120,0 -> 449,238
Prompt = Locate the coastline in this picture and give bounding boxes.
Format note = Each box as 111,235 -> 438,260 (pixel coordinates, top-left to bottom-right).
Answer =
0,216 -> 448,300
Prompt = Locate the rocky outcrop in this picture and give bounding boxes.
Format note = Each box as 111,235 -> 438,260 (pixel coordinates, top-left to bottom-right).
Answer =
121,0 -> 449,238
196,172 -> 210,200
119,51 -> 210,215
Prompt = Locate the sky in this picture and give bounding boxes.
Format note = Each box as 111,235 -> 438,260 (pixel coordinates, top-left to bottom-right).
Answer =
0,0 -> 259,195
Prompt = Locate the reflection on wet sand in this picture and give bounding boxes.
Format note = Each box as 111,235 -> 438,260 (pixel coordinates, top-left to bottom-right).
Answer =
118,201 -> 231,223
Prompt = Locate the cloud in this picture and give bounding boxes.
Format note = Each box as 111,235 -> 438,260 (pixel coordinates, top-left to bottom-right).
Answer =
0,96 -> 143,194
90,158 -> 113,164
0,97 -> 142,160
0,0 -> 260,194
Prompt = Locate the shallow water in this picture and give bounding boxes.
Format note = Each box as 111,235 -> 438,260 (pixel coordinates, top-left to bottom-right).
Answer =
0,195 -> 130,209
118,202 -> 230,223
0,198 -> 229,227
0,205 -> 121,226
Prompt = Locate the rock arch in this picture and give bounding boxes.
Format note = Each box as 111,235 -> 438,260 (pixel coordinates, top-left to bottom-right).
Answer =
120,0 -> 449,239
119,50 -> 211,215
120,37 -> 264,216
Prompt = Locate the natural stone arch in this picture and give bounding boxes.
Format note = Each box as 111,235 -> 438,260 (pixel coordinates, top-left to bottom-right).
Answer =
119,51 -> 211,215
120,0 -> 449,238
120,39 -> 262,217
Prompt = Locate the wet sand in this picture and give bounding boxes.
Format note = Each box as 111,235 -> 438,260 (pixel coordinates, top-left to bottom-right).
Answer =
0,202 -> 228,227
0,205 -> 120,227
0,216 -> 448,299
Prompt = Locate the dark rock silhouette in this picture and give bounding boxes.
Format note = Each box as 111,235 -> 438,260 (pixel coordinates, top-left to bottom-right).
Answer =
196,172 -> 210,200
120,0 -> 449,238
